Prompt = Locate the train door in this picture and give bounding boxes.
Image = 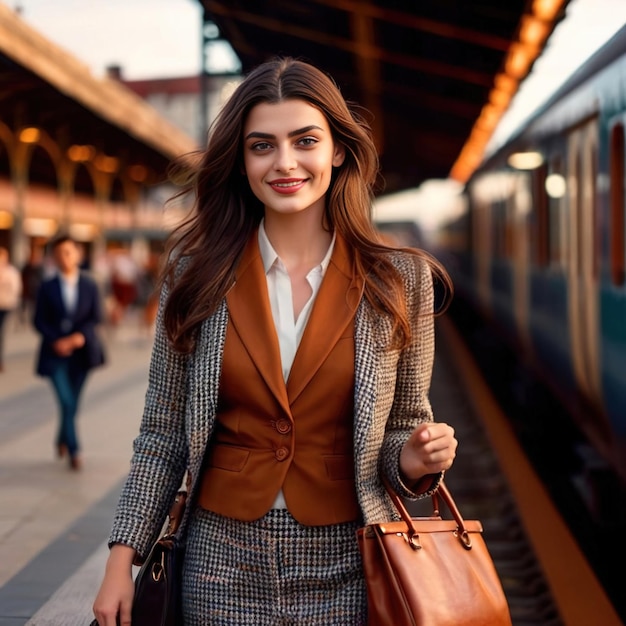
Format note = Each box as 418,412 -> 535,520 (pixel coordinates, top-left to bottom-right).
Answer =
511,173 -> 531,346
472,195 -> 491,308
566,118 -> 602,404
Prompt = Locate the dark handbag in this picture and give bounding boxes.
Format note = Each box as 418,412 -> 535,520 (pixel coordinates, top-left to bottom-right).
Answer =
131,488 -> 187,626
357,478 -> 513,626
89,487 -> 187,626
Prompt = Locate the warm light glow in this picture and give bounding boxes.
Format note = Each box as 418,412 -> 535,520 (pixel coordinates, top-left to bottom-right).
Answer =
67,144 -> 95,162
545,173 -> 567,197
494,73 -> 518,94
532,0 -> 565,22
0,210 -> 14,229
448,0 -> 566,183
507,151 -> 544,169
489,88 -> 513,109
505,43 -> 538,79
23,217 -> 58,237
94,155 -> 119,173
468,127 -> 492,145
519,16 -> 551,47
69,222 -> 98,241
476,104 -> 502,131
128,164 -> 148,182
19,127 -> 41,144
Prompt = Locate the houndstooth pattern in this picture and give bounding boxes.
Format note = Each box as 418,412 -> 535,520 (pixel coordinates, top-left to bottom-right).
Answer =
108,251 -> 439,561
183,508 -> 366,625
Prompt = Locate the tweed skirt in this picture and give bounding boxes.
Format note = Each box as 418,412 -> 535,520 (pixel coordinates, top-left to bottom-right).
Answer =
182,507 -> 367,625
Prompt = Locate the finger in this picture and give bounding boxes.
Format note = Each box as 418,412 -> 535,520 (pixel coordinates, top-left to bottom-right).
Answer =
411,423 -> 431,443
425,427 -> 456,449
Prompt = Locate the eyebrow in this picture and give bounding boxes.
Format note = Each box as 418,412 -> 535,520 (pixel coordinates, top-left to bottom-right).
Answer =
244,125 -> 324,141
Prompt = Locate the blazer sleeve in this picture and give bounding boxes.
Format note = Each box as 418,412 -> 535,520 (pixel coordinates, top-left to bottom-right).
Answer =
108,280 -> 190,559
379,255 -> 442,499
75,277 -> 106,368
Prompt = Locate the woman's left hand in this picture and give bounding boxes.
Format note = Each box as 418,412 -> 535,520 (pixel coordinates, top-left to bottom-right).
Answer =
399,422 -> 458,483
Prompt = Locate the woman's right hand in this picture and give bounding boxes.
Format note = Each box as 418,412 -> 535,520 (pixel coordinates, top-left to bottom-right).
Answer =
92,544 -> 136,626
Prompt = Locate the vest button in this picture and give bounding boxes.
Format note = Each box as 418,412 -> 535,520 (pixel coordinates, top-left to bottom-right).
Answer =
275,447 -> 289,461
275,419 -> 292,434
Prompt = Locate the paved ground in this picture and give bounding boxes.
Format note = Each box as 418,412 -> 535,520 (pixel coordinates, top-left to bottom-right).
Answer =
0,311 -> 154,626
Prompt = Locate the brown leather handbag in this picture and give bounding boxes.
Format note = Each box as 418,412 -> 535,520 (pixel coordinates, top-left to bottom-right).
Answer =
357,478 -> 513,626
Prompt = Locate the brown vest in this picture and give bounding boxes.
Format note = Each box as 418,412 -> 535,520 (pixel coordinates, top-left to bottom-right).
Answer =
197,233 -> 364,525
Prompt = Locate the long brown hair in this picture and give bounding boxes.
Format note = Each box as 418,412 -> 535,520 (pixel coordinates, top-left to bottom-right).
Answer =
162,57 -> 451,353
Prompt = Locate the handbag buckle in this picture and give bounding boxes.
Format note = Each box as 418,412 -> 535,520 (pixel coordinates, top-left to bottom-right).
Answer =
151,550 -> 166,582
454,529 -> 473,550
398,532 -> 422,550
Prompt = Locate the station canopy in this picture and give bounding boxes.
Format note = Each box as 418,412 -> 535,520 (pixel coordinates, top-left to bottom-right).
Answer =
0,4 -> 197,195
200,0 -> 570,193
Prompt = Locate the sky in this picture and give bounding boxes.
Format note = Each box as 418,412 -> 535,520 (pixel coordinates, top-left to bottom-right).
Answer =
12,0 -> 235,79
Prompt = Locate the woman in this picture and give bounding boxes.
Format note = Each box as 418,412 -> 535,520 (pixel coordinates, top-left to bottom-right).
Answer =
93,57 -> 457,625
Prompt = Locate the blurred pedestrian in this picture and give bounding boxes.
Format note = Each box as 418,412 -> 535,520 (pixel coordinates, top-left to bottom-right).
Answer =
110,248 -> 138,323
20,245 -> 44,325
33,234 -> 106,470
0,246 -> 22,372
93,57 -> 457,625
135,251 -> 160,338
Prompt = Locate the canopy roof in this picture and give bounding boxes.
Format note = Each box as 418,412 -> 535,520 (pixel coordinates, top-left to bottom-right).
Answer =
200,0 -> 569,192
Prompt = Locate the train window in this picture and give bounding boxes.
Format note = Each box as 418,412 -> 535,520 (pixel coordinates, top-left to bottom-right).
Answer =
610,123 -> 625,286
491,198 -> 507,259
546,156 -> 566,268
533,163 -> 549,267
588,131 -> 598,280
576,150 -> 584,278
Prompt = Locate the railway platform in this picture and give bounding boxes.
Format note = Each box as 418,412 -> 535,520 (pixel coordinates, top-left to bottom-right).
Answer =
0,310 -> 622,626
0,311 -> 153,626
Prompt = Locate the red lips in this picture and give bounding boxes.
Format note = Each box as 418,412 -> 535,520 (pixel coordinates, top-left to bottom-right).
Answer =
268,178 -> 307,194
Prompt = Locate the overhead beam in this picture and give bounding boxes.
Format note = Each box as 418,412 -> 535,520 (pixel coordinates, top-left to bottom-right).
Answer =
382,83 -> 480,119
309,0 -> 511,51
349,1 -> 384,152
205,1 -> 494,87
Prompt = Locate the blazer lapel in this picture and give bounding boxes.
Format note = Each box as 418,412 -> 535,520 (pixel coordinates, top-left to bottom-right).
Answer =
287,234 -> 364,403
226,233 -> 291,415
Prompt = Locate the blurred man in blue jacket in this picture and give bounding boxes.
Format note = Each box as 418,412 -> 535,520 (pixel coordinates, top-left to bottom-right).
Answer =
34,235 -> 106,470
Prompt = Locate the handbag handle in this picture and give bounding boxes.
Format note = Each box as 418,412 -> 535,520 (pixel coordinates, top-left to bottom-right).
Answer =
165,470 -> 192,536
164,490 -> 187,536
383,476 -> 473,550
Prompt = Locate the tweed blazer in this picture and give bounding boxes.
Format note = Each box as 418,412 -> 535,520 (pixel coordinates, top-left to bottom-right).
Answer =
109,247 -> 440,560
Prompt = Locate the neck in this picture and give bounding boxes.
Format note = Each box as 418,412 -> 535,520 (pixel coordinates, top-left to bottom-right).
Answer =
60,268 -> 79,279
264,210 -> 332,267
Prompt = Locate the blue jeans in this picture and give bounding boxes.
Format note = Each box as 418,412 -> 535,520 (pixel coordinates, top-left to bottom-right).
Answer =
0,309 -> 8,367
49,360 -> 88,458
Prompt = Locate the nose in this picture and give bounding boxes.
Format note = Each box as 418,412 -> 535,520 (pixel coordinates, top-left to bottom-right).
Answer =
273,146 -> 297,173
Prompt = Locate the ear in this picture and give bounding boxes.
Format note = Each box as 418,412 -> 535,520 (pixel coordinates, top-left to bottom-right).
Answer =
332,143 -> 346,167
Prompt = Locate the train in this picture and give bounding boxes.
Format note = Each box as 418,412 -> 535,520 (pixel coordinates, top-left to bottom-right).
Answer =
433,24 -> 626,487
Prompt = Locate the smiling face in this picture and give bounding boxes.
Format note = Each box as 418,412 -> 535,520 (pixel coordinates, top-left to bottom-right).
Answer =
242,99 -> 345,221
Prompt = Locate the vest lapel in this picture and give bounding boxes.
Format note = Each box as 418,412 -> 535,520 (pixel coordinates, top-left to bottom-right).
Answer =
226,233 -> 291,416
287,235 -> 364,403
